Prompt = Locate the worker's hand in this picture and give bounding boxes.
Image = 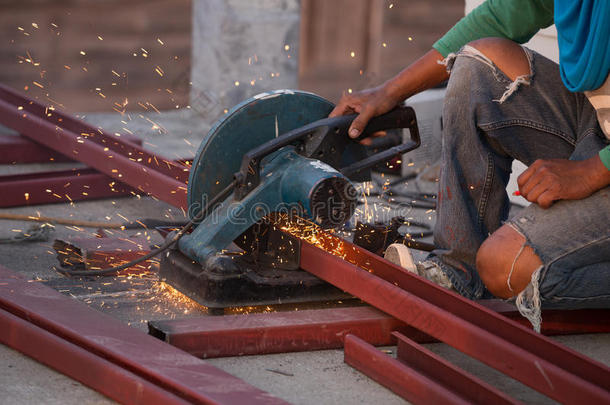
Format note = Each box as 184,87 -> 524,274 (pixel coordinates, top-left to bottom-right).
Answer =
329,85 -> 401,139
517,156 -> 610,208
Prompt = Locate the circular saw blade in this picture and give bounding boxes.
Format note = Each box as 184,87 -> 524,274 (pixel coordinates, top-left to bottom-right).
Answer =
187,90 -> 334,221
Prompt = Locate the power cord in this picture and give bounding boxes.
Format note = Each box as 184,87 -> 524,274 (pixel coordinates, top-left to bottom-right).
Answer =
55,180 -> 238,277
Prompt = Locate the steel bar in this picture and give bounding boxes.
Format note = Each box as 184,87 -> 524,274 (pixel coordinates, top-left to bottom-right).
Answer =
299,238 -> 610,404
0,134 -> 69,164
392,331 -> 518,404
344,333 -> 472,405
0,308 -> 190,405
0,265 -> 287,405
0,131 -> 142,164
0,84 -> 189,208
148,303 -> 610,358
148,306 -> 433,358
0,167 -> 136,207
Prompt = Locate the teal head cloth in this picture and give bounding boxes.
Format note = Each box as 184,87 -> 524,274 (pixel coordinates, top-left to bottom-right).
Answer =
555,0 -> 610,92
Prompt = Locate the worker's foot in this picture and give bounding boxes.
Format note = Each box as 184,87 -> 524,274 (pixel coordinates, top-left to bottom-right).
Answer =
416,260 -> 454,290
383,244 -> 455,291
383,243 -> 417,273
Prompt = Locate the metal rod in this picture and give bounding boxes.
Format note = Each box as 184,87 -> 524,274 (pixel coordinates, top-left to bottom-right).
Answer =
148,303 -> 610,358
392,331 -> 519,404
0,308 -> 190,405
0,167 -> 136,207
299,239 -> 610,404
0,130 -> 142,165
148,306 -> 432,358
0,84 -> 189,208
0,265 -> 287,405
344,334 -> 472,405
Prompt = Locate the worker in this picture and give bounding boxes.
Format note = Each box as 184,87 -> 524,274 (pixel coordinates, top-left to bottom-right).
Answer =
331,0 -> 610,331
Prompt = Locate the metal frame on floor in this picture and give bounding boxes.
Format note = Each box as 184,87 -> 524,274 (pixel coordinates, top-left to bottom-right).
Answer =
344,333 -> 519,405
298,237 -> 610,404
0,265 -> 287,405
0,84 -> 189,208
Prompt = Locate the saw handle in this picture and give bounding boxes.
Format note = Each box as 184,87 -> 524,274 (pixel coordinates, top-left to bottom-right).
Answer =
234,106 -> 420,200
341,106 -> 420,177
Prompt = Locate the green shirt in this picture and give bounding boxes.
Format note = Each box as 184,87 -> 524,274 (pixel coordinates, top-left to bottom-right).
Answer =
433,0 -> 554,57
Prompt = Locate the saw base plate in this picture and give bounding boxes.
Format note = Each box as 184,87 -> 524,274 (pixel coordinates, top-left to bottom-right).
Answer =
159,248 -> 350,314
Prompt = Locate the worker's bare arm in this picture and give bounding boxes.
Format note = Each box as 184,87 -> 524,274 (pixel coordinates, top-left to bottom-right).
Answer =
517,154 -> 610,208
329,49 -> 449,138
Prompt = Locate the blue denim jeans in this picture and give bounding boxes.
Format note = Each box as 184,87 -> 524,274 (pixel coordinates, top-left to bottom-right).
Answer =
428,45 -> 610,319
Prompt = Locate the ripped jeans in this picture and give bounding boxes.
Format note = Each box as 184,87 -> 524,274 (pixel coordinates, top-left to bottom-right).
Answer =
428,45 -> 610,327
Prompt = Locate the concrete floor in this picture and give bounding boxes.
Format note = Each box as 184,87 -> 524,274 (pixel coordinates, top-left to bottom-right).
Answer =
1,109 -> 609,404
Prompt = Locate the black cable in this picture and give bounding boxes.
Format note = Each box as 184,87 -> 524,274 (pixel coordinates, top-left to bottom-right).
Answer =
57,180 -> 238,277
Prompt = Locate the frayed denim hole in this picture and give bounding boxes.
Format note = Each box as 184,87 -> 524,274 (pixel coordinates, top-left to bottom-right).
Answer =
516,265 -> 543,332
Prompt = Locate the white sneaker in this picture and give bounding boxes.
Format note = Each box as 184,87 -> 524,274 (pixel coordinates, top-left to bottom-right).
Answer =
383,243 -> 417,274
383,245 -> 454,291
416,260 -> 454,290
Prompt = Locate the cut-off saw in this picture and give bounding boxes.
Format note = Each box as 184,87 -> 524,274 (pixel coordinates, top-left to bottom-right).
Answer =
160,90 -> 420,313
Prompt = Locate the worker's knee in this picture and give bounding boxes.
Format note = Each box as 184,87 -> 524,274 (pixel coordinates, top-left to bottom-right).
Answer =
476,225 -> 543,299
467,37 -> 531,81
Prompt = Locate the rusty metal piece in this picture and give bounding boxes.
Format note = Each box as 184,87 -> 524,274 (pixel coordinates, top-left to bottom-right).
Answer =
148,306 -> 433,358
299,238 -> 610,404
0,84 -> 189,208
53,236 -> 153,275
0,265 -> 287,404
0,308 -> 190,405
0,167 -> 137,207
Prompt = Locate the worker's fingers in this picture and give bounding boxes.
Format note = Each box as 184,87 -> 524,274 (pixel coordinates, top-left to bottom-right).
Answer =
536,190 -> 557,209
329,93 -> 359,118
329,102 -> 352,118
522,181 -> 548,203
517,159 -> 543,188
349,108 -> 376,138
518,176 -> 541,199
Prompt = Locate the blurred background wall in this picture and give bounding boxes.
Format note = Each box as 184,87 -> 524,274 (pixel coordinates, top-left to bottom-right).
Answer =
0,0 -> 464,116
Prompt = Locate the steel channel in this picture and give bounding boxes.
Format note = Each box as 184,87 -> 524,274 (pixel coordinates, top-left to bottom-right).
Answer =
0,167 -> 136,207
148,303 -> 610,359
0,134 -> 70,164
300,241 -> 610,403
148,306 -> 432,358
392,331 -> 519,404
344,334 -> 471,405
0,84 -> 184,181
0,265 -> 287,405
0,85 -> 188,208
308,235 -> 610,384
0,133 -> 141,164
0,308 -> 189,405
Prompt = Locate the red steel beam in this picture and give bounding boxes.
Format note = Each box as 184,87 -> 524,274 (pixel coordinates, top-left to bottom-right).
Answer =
0,308 -> 190,405
0,134 -> 70,164
0,84 -> 189,209
0,265 -> 287,405
344,334 -> 476,405
148,304 -> 610,359
299,238 -> 610,404
0,131 -> 142,164
391,331 -> 519,404
0,167 -> 136,207
148,306 -> 433,358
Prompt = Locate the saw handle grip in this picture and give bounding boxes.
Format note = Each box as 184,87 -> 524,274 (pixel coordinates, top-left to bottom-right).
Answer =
341,106 -> 421,177
234,106 -> 420,199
